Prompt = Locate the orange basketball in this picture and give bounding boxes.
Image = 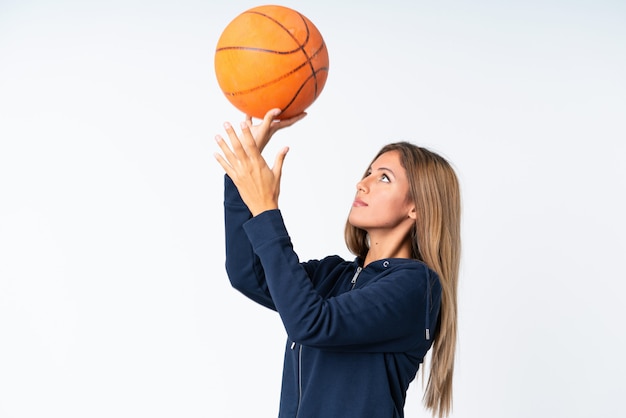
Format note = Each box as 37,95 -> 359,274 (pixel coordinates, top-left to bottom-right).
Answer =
214,5 -> 329,120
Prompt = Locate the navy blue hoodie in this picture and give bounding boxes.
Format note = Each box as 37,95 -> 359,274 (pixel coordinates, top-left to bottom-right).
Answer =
224,176 -> 442,418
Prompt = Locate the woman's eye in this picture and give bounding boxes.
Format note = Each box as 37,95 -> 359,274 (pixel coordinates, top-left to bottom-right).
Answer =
380,174 -> 390,183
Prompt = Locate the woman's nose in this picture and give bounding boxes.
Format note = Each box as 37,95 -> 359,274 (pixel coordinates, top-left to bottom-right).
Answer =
356,179 -> 368,193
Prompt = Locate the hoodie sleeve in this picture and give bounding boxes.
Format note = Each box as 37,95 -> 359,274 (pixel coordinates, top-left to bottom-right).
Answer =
243,209 -> 442,353
224,175 -> 276,310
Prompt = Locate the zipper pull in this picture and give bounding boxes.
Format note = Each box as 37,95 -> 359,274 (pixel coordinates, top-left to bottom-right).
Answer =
350,266 -> 362,289
290,341 -> 296,350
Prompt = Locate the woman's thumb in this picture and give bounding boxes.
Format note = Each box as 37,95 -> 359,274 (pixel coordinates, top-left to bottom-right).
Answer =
272,146 -> 289,178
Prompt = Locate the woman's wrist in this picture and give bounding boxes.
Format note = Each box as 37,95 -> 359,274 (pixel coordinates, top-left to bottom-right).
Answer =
250,202 -> 279,217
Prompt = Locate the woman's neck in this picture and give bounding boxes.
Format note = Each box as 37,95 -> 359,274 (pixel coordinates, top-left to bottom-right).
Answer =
363,230 -> 413,267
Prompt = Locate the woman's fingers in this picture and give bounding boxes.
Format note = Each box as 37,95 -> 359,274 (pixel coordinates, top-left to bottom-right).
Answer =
262,108 -> 282,127
213,149 -> 233,177
215,121 -> 266,177
215,122 -> 249,179
214,119 -> 287,216
241,108 -> 306,153
239,121 -> 262,158
223,122 -> 249,160
247,108 -> 281,151
213,132 -> 239,176
272,146 -> 289,178
214,133 -> 236,163
274,112 -> 307,131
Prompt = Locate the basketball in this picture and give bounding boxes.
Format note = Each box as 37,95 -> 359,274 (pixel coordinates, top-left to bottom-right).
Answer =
214,5 -> 329,120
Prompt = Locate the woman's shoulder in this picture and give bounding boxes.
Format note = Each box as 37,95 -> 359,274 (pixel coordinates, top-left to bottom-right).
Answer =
367,258 -> 433,274
366,258 -> 441,289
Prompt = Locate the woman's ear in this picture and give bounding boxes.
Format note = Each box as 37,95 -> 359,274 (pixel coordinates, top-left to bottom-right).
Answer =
408,206 -> 417,220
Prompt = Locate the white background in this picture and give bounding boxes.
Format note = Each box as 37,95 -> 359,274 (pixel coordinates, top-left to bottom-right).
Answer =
1,1 -> 625,417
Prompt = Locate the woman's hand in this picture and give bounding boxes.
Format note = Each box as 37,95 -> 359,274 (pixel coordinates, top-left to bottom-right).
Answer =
245,108 -> 307,153
214,121 -> 289,216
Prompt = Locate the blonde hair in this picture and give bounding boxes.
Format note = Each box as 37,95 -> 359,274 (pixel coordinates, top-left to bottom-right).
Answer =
345,142 -> 461,417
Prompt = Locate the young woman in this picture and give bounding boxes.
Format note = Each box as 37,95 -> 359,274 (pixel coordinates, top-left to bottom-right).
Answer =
214,109 -> 460,418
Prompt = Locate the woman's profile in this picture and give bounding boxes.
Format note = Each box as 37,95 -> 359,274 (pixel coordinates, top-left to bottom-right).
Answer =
214,109 -> 460,418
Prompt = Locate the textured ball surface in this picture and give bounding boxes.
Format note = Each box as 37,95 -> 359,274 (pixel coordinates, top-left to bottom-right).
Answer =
214,5 -> 329,119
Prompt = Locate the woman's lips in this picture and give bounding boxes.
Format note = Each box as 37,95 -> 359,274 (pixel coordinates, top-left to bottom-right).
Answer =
352,198 -> 368,207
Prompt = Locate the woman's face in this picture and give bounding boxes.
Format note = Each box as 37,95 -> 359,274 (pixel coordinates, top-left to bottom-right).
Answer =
348,150 -> 416,232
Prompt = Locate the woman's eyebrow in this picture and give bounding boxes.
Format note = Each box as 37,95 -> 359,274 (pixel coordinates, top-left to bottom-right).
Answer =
374,166 -> 396,177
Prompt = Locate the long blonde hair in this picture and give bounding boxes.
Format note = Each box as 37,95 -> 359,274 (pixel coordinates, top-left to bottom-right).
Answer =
345,142 -> 461,417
